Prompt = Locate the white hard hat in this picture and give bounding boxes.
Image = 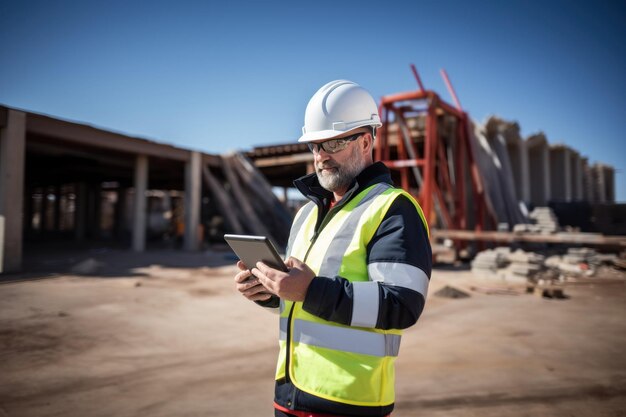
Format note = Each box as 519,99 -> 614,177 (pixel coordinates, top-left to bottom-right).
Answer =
298,80 -> 382,143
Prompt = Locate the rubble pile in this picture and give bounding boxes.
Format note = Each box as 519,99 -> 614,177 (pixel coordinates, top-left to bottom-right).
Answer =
470,248 -> 508,275
472,246 -> 622,283
434,285 -> 470,299
471,247 -> 546,283
513,207 -> 559,234
529,207 -> 560,233
507,249 -> 545,282
544,247 -> 618,279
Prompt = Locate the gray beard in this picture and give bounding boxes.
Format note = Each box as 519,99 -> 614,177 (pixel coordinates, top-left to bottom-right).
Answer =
316,146 -> 367,193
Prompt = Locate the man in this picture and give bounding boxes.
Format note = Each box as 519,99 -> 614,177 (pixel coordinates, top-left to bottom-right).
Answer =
235,80 -> 431,417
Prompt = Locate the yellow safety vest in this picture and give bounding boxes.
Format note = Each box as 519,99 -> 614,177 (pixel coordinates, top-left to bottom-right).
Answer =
277,183 -> 428,407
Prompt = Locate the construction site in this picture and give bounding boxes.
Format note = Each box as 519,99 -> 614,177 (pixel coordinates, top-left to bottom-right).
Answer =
1,68 -> 625,417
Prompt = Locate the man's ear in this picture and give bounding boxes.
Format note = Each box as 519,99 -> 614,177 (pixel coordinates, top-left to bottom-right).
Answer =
361,133 -> 373,155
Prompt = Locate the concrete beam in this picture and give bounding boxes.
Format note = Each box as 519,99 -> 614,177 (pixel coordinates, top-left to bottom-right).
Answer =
132,155 -> 148,252
252,152 -> 312,167
0,110 -> 26,273
184,151 -> 202,251
27,112 -> 191,162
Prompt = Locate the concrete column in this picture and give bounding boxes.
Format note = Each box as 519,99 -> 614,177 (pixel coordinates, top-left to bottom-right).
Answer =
563,148 -> 572,202
520,141 -> 530,205
53,184 -> 61,231
41,187 -> 50,232
74,182 -> 86,240
114,187 -> 127,239
581,159 -> 590,202
184,151 -> 201,251
542,146 -> 551,204
576,157 -> 583,201
132,155 -> 148,252
0,110 -> 26,273
24,185 -> 33,235
597,167 -> 606,203
605,167 -> 615,202
86,183 -> 102,239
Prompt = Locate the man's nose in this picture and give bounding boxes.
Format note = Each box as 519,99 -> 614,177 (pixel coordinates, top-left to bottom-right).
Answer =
314,148 -> 330,162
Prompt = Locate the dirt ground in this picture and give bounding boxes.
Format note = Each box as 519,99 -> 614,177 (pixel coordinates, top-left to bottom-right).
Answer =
1,247 -> 625,417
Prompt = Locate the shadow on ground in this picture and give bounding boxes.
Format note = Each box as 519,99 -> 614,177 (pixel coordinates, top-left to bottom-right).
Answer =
2,241 -> 239,283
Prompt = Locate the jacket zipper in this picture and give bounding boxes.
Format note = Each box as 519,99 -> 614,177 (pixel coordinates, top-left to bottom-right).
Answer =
285,211 -> 328,406
285,201 -> 341,407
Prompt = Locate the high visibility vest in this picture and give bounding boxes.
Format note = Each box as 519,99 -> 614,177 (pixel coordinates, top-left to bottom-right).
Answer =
277,182 -> 429,407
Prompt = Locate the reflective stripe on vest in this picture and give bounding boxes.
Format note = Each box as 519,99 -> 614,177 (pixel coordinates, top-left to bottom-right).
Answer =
279,317 -> 401,357
277,182 -> 429,407
285,201 -> 316,258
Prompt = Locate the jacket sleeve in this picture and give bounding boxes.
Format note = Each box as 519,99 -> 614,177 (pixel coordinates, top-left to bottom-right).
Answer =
302,195 -> 432,329
255,295 -> 280,309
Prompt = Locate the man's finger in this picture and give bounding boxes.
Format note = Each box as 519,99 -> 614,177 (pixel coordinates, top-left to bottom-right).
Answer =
285,256 -> 304,269
236,277 -> 260,291
255,261 -> 273,276
249,292 -> 272,301
234,269 -> 252,283
252,267 -> 276,293
243,282 -> 269,297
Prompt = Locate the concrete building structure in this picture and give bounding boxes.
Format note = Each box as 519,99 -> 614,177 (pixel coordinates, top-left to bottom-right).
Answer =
0,105 -> 221,273
590,163 -> 616,203
479,118 -> 616,209
549,144 -> 573,202
526,133 -> 551,206
1,104 -> 618,273
501,122 -> 530,205
569,149 -> 583,201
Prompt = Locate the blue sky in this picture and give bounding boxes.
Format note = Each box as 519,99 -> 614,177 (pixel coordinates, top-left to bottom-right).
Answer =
1,0 -> 625,201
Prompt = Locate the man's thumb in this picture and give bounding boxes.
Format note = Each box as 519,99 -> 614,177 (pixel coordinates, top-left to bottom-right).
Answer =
285,256 -> 303,268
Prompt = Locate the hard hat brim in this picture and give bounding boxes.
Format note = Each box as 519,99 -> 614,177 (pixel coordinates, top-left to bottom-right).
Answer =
298,123 -> 381,143
298,129 -> 348,143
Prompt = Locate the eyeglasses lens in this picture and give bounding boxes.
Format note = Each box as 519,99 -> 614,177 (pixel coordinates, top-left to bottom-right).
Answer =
307,134 -> 360,154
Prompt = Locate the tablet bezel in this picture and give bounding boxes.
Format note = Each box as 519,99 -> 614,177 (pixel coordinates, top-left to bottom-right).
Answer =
224,234 -> 288,272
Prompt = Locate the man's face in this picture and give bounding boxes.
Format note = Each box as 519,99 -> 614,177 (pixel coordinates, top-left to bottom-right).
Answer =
312,133 -> 367,194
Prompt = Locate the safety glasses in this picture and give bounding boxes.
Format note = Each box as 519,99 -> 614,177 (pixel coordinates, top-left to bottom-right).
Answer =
307,133 -> 363,154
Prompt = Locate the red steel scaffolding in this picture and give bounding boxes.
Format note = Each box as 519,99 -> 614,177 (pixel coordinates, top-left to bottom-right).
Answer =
374,66 -> 496,234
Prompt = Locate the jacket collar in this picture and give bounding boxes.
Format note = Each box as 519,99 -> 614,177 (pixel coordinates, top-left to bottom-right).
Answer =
293,161 -> 393,211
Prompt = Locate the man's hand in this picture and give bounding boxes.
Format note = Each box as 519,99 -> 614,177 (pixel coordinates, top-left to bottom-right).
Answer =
252,257 -> 315,302
234,260 -> 273,302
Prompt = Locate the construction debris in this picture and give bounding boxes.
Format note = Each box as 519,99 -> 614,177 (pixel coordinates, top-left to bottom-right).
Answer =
471,248 -> 509,274
469,286 -> 521,296
434,285 -> 470,299
471,245 -> 625,287
512,207 -> 559,234
534,285 -> 567,299
471,247 -> 545,282
70,258 -> 104,275
203,152 -> 292,249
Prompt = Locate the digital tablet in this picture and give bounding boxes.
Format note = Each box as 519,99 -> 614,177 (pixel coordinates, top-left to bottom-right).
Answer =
224,234 -> 288,272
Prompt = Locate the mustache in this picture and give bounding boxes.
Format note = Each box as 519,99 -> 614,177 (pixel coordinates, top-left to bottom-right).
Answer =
317,162 -> 339,170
